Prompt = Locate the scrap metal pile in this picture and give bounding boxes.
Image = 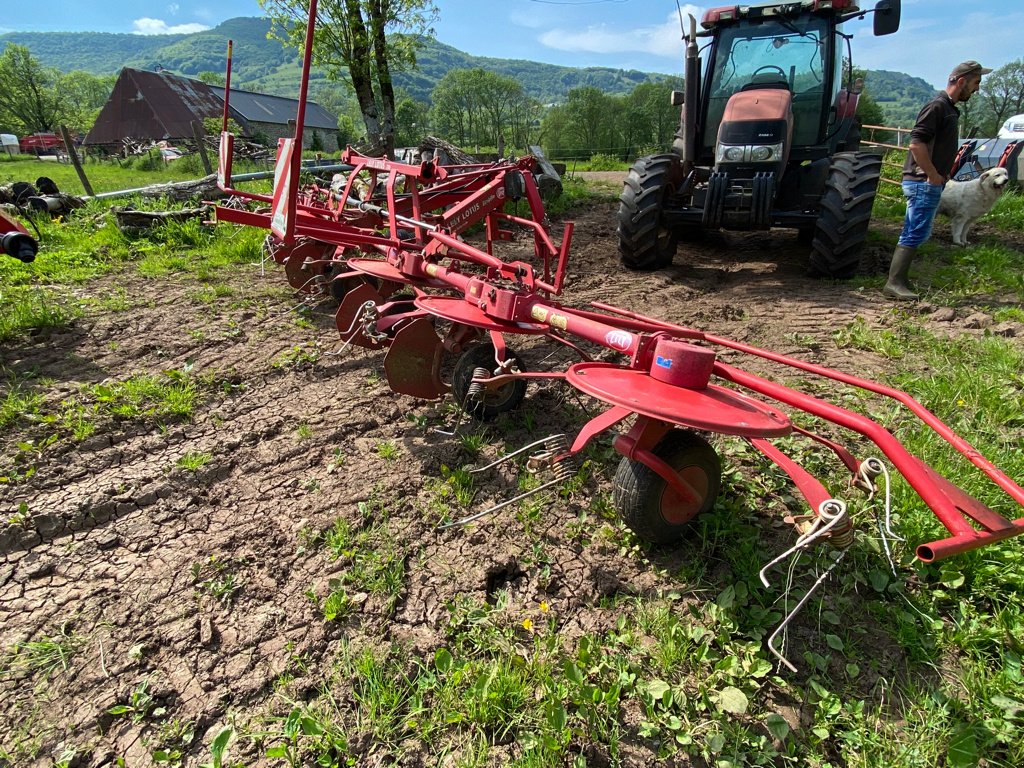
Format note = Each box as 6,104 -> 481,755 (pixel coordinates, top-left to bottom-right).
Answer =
210,3 -> 1024,669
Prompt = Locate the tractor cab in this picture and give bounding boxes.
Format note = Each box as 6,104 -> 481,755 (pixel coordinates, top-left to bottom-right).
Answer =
701,12 -> 838,164
615,0 -> 901,276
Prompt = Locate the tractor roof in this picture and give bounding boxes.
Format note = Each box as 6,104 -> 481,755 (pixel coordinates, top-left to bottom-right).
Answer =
701,0 -> 861,30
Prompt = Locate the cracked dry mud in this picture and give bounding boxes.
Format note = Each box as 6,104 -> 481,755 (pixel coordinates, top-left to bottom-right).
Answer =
2,194 -> 1022,767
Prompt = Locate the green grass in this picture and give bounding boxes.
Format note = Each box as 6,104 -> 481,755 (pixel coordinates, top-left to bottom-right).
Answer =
0,153 -> 274,196
1,625 -> 86,679
83,370 -> 201,420
176,451 -> 213,471
0,286 -> 82,342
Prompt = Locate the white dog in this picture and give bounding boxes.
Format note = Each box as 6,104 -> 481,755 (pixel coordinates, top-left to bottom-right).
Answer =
937,167 -> 1010,246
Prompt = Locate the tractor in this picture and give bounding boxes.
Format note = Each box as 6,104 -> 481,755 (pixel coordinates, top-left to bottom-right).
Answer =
618,0 -> 901,278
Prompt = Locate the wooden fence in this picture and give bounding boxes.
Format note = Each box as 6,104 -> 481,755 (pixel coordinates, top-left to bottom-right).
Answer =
861,124 -> 911,188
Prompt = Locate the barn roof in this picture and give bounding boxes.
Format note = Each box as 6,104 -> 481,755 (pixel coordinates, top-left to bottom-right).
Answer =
207,86 -> 338,131
84,68 -> 339,146
84,69 -> 225,146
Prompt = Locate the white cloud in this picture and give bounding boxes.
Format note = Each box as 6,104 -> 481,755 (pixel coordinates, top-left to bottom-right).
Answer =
168,3 -> 180,15
538,7 -> 700,60
132,17 -> 210,35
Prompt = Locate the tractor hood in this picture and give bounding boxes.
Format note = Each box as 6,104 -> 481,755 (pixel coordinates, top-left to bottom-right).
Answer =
714,87 -> 793,173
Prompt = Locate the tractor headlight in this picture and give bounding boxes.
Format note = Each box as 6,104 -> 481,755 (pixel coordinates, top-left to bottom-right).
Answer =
717,145 -> 745,163
750,145 -> 774,161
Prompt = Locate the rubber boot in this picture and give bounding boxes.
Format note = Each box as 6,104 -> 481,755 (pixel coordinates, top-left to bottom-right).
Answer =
883,245 -> 919,300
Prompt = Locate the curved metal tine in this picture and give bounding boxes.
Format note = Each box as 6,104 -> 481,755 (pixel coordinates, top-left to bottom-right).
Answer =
759,499 -> 847,588
438,475 -> 562,530
324,300 -> 378,357
469,434 -> 566,475
767,550 -> 846,673
431,408 -> 465,438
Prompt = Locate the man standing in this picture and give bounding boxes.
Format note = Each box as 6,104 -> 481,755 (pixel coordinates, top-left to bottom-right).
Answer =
884,60 -> 991,300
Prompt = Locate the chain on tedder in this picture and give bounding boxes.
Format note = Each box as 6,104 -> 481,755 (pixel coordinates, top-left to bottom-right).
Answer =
210,1 -> 1024,671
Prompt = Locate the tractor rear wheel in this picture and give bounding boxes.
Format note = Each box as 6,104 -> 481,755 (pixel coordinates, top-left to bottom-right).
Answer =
808,151 -> 882,279
613,430 -> 721,544
617,154 -> 686,271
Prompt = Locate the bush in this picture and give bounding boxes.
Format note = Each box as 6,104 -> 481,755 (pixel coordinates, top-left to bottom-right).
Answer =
586,153 -> 627,171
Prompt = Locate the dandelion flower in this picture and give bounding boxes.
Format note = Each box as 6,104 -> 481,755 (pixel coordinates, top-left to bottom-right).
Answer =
522,618 -> 533,631
540,601 -> 550,613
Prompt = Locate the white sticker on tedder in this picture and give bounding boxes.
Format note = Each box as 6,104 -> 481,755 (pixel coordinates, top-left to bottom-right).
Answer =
604,330 -> 633,352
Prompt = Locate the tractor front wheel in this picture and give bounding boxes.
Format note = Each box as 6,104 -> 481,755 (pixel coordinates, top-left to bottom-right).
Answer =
452,344 -> 527,421
613,430 -> 721,544
617,154 -> 686,271
808,151 -> 882,279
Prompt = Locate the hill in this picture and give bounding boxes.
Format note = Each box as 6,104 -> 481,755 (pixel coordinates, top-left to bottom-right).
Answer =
0,17 -> 661,105
863,69 -> 938,128
0,17 -> 929,123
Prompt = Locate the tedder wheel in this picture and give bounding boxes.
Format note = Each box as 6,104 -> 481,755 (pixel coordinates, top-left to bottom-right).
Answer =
452,344 -> 527,420
807,151 -> 882,279
617,154 -> 686,271
613,430 -> 721,544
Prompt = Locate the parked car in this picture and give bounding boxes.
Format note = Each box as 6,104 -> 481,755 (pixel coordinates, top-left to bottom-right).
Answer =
19,133 -> 63,154
998,114 -> 1024,140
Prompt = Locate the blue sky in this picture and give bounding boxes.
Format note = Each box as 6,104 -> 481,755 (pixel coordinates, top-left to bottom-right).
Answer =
5,1 -> 1022,90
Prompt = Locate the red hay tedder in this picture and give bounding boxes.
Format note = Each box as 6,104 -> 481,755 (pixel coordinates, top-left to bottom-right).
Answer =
212,1 -> 1023,669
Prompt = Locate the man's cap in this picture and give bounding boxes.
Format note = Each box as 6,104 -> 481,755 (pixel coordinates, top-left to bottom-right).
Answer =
949,61 -> 993,81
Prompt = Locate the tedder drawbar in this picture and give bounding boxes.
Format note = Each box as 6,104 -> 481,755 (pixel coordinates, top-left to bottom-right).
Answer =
210,1 -> 1024,670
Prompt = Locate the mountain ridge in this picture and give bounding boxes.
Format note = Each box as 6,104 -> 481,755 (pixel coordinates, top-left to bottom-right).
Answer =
0,17 -> 935,125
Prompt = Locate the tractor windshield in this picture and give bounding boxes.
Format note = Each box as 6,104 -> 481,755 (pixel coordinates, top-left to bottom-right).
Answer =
704,16 -> 836,148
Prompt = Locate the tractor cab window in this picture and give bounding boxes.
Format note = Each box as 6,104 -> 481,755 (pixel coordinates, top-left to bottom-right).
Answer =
704,16 -> 830,149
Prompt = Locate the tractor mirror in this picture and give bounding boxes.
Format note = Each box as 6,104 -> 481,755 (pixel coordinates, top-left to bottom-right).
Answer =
671,90 -> 685,107
873,0 -> 900,36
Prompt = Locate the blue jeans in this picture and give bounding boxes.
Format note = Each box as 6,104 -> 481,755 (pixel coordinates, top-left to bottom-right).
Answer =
898,180 -> 945,247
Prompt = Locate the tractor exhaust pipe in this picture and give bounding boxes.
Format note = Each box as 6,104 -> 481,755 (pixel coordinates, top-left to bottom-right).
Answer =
682,14 -> 700,173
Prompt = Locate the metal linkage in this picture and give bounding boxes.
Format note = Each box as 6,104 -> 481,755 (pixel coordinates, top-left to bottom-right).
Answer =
439,434 -> 578,529
331,300 -> 388,356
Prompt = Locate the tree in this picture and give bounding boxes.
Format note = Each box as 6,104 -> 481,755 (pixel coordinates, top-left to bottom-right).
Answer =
197,71 -> 227,87
429,68 -> 538,152
57,71 -> 116,135
394,93 -> 429,147
0,44 -> 63,133
429,69 -> 481,147
260,0 -> 437,158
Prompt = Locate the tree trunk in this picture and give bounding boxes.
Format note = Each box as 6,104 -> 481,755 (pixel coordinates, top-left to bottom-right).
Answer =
369,0 -> 396,158
344,0 -> 385,155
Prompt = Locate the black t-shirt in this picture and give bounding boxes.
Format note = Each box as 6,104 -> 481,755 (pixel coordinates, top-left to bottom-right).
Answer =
902,91 -> 961,181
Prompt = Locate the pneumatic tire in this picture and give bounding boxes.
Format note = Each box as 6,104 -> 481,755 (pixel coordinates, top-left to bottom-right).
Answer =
808,151 -> 882,279
613,430 -> 721,544
451,344 -> 527,421
617,154 -> 685,270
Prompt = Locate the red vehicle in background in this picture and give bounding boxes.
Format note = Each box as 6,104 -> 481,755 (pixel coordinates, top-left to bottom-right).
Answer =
19,133 -> 64,155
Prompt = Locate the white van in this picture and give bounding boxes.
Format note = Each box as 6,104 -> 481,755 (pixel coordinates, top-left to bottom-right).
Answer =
1,133 -> 20,155
997,114 -> 1024,140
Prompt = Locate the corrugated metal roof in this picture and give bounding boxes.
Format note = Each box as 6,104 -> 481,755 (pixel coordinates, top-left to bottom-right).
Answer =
84,68 -> 338,146
208,86 -> 338,131
85,69 -> 226,145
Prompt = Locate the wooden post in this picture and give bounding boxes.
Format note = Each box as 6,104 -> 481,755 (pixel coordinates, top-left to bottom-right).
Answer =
192,121 -> 213,175
59,124 -> 94,197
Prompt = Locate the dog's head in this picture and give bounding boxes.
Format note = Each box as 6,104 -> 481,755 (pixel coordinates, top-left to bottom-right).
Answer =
979,167 -> 1010,194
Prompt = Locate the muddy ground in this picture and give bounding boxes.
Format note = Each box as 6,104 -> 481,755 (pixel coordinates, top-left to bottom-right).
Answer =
1,185 -> 1022,767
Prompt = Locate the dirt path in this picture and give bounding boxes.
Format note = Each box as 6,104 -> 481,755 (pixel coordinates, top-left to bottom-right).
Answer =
1,196 -> 1021,767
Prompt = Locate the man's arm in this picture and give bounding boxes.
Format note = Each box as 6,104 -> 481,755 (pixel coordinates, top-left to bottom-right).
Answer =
909,140 -> 946,185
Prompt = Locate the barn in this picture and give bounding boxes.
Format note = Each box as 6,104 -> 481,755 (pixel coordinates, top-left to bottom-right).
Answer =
83,68 -> 339,152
